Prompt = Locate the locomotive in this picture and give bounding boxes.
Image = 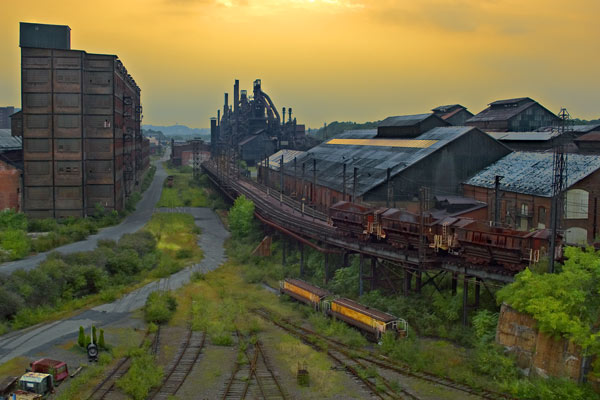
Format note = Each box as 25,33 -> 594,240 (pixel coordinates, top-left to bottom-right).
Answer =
329,201 -> 557,272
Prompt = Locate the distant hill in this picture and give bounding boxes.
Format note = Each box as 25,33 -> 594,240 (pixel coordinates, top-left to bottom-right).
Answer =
312,121 -> 381,141
142,124 -> 210,139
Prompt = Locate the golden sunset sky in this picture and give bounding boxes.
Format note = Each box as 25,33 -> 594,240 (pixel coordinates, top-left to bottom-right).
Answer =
1,0 -> 599,128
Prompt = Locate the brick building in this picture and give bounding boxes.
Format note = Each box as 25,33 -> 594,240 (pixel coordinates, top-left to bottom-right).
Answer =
20,22 -> 144,218
463,152 -> 600,245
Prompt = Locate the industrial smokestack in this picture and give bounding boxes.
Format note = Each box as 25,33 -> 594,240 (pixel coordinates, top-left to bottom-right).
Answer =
288,108 -> 292,123
224,93 -> 229,110
217,110 -> 220,126
234,80 -> 239,113
282,107 -> 286,125
210,117 -> 217,155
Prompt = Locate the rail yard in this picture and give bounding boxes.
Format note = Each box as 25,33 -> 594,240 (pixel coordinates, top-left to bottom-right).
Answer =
1,6 -> 600,399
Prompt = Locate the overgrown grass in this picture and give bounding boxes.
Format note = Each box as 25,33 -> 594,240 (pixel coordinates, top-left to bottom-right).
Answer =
0,165 -> 157,262
157,162 -> 209,207
117,349 -> 163,400
0,212 -> 202,333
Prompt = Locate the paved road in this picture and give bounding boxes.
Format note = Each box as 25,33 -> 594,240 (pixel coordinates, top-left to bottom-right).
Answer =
0,207 -> 229,364
0,154 -> 169,275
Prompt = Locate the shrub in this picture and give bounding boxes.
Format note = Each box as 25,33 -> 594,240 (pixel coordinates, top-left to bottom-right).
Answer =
0,210 -> 28,231
0,287 -> 24,319
144,291 -> 177,324
175,248 -> 193,259
107,249 -> 143,276
118,232 -> 157,256
78,326 -> 85,348
117,349 -> 163,400
0,229 -> 31,260
229,195 -> 255,238
99,329 -> 106,349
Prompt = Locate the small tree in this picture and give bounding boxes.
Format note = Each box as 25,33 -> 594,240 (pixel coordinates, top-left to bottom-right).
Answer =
92,325 -> 97,345
78,326 -> 85,348
228,195 -> 255,238
99,329 -> 106,349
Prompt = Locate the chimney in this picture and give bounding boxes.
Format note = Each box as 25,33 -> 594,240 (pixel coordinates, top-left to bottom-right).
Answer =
282,107 -> 286,125
210,118 -> 218,155
217,109 -> 220,126
288,108 -> 292,123
224,93 -> 229,110
234,80 -> 240,113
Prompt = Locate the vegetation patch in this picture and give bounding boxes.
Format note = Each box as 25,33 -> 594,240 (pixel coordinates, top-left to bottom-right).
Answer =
0,212 -> 201,333
157,163 -> 209,207
116,349 -> 164,400
145,291 -> 178,324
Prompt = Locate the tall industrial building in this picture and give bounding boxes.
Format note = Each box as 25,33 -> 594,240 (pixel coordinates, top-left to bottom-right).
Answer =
20,22 -> 143,218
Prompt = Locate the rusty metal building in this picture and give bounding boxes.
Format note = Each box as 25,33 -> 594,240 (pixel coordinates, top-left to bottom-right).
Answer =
260,119 -> 511,213
20,22 -> 143,218
431,104 -> 474,126
466,97 -> 561,132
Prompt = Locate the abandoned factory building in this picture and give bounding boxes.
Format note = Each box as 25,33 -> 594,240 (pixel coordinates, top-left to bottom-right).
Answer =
466,97 -> 561,132
19,22 -> 147,218
260,114 -> 511,213
463,152 -> 600,245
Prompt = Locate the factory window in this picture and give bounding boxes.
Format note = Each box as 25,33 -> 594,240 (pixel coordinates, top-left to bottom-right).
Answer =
565,189 -> 589,219
565,227 -> 588,245
538,207 -> 547,228
521,203 -> 529,216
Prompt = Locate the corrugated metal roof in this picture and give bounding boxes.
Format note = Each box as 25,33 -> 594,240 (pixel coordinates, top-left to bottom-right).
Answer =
537,124 -> 600,134
0,136 -> 22,151
378,113 -> 433,127
326,138 -> 438,148
0,129 -> 12,137
489,97 -> 532,106
486,131 -> 559,141
264,149 -> 306,170
468,100 -> 537,123
289,126 -> 476,196
464,152 -> 600,197
432,104 -> 462,112
575,132 -> 600,142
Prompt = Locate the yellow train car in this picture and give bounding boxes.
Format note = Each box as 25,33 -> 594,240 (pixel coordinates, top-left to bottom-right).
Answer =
326,298 -> 407,340
279,278 -> 330,311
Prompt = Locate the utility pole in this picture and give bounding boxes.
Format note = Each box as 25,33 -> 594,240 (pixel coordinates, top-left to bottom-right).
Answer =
494,175 -> 503,227
549,108 -> 570,273
352,167 -> 358,202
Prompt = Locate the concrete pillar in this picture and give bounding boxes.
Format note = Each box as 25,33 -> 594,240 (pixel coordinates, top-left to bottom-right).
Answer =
359,254 -> 364,296
299,242 -> 304,277
370,258 -> 377,291
475,277 -> 481,308
463,275 -> 469,326
452,272 -> 458,296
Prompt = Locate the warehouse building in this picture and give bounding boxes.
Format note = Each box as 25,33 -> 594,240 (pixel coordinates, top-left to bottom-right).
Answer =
260,115 -> 511,213
466,97 -> 561,132
20,22 -> 145,218
0,107 -> 15,129
431,104 -> 474,126
463,152 -> 600,245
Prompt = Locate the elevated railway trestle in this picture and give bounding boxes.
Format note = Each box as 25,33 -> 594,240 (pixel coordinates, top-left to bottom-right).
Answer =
202,160 -> 515,325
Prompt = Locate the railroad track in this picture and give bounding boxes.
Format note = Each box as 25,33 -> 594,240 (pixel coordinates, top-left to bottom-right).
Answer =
221,332 -> 287,400
87,329 -> 157,400
147,329 -> 206,399
253,308 -> 516,400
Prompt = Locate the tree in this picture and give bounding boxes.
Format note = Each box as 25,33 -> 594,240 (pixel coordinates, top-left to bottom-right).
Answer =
228,195 -> 255,238
78,326 -> 85,348
99,329 -> 106,349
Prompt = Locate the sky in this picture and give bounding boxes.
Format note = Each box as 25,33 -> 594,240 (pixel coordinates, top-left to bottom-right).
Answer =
1,0 -> 599,129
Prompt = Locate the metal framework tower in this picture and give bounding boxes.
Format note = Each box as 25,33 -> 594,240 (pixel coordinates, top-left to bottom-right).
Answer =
549,108 -> 570,273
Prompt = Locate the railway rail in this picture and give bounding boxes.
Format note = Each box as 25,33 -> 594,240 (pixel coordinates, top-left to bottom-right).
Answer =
221,331 -> 287,400
147,329 -> 206,399
87,329 -> 157,400
253,308 -> 516,400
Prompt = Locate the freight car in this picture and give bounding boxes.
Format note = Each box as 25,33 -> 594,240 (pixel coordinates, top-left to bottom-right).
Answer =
329,203 -> 558,271
279,278 -> 407,341
279,278 -> 330,311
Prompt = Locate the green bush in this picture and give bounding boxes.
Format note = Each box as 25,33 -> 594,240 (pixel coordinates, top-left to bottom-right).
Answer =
78,326 -> 85,348
229,195 -> 255,238
176,248 -> 193,259
144,291 -> 177,324
117,349 -> 163,400
0,210 -> 28,231
0,229 -> 31,260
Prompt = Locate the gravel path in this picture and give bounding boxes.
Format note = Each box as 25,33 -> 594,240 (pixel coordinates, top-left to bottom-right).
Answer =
0,206 -> 229,364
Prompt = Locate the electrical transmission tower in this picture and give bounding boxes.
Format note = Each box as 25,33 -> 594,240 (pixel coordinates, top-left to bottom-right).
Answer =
548,108 -> 570,273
